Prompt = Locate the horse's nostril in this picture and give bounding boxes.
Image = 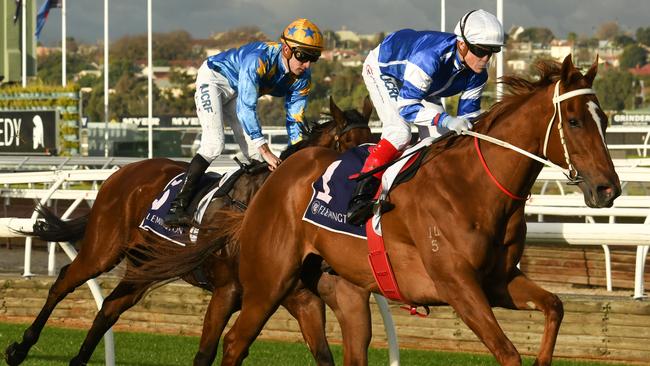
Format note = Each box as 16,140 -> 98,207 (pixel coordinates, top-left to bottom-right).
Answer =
598,185 -> 612,196
597,184 -> 618,201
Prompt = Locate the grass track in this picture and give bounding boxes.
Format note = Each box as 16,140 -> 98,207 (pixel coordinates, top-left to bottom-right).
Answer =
0,322 -> 630,365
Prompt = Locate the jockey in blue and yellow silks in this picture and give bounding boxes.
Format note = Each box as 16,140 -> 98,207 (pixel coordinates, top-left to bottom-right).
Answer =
164,18 -> 324,227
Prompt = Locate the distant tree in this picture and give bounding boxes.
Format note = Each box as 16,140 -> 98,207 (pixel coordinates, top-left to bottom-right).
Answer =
567,32 -> 578,43
619,44 -> 648,68
153,30 -> 195,61
211,26 -> 268,49
613,34 -> 635,47
375,32 -> 386,45
111,73 -> 149,119
37,51 -> 96,84
593,69 -> 636,111
111,34 -> 147,61
636,27 -> 650,47
595,21 -> 620,40
157,68 -> 195,115
518,27 -> 555,44
111,30 -> 196,63
66,37 -> 79,53
322,30 -> 340,49
576,36 -> 600,48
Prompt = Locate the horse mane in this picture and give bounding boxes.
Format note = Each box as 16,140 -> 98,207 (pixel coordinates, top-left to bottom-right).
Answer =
427,59 -> 566,156
476,60 -> 564,131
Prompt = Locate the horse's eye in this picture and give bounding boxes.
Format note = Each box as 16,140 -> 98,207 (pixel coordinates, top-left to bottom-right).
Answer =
568,119 -> 581,128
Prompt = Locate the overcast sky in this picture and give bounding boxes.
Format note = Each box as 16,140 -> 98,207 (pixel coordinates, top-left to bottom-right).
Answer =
37,0 -> 649,45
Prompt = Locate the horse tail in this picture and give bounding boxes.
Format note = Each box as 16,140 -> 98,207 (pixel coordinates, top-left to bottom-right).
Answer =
20,204 -> 88,243
124,209 -> 245,281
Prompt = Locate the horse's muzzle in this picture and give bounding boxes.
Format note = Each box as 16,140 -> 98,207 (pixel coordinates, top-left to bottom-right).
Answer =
580,180 -> 621,208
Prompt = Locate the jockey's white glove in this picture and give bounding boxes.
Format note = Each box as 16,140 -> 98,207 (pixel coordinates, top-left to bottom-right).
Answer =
441,115 -> 472,135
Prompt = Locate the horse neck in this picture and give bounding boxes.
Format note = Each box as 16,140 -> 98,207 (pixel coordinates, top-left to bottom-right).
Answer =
468,85 -> 556,206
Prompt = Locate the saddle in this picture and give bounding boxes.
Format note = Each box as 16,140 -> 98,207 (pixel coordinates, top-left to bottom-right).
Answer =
187,159 -> 269,214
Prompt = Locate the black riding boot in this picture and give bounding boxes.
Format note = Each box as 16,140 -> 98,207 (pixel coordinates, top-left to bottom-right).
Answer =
346,175 -> 381,226
164,154 -> 210,227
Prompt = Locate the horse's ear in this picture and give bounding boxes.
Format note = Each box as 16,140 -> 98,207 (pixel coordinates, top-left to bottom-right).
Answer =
330,96 -> 345,127
362,95 -> 374,123
560,54 -> 575,84
584,55 -> 599,86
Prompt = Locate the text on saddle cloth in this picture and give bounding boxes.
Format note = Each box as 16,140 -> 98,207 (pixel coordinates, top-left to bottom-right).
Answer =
302,139 -> 430,239
139,170 -> 230,246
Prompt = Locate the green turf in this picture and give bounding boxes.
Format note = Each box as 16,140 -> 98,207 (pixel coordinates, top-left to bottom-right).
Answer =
0,322 -> 629,365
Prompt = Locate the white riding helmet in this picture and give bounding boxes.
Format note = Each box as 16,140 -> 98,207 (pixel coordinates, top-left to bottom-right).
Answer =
454,9 -> 504,47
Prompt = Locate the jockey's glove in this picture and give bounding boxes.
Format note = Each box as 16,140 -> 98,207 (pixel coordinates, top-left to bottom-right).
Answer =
441,115 -> 472,134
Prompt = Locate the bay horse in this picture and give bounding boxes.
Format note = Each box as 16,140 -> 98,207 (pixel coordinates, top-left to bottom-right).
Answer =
4,97 -> 374,366
206,56 -> 619,366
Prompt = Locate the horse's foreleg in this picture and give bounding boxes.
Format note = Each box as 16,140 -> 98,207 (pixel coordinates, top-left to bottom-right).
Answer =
434,267 -> 521,366
487,272 -> 563,366
5,253 -> 116,366
282,285 -> 334,366
69,279 -> 153,366
318,273 -> 371,366
193,284 -> 240,366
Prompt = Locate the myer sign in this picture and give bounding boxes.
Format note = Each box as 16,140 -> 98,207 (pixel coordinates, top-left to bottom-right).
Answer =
120,116 -> 200,129
611,113 -> 650,126
0,111 -> 58,155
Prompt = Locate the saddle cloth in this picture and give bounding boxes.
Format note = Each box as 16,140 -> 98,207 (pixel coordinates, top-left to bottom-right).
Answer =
302,145 -> 372,239
302,137 -> 433,239
139,170 -> 233,246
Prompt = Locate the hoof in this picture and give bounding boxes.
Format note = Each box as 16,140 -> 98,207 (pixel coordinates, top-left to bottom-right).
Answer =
5,342 -> 28,366
69,356 -> 88,366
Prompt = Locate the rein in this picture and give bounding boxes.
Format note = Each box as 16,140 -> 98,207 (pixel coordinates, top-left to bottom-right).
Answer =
463,80 -> 595,197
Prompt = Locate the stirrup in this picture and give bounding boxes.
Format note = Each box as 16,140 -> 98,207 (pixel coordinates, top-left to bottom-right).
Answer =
164,206 -> 193,227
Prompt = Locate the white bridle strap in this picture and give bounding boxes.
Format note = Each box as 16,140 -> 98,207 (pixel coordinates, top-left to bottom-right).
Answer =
543,81 -> 595,163
463,80 -> 596,178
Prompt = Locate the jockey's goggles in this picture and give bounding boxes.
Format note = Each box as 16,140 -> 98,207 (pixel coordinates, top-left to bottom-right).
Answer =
467,43 -> 501,58
292,48 -> 320,63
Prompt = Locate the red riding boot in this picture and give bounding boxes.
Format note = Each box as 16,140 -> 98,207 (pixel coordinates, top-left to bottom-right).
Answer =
346,139 -> 399,226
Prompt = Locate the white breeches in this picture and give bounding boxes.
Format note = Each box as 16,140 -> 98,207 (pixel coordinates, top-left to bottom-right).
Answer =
194,61 -> 261,162
362,48 -> 447,150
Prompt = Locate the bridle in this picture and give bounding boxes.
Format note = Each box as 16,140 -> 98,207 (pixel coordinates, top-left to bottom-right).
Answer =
316,112 -> 370,151
466,80 -> 596,196
334,121 -> 370,151
542,81 -> 596,183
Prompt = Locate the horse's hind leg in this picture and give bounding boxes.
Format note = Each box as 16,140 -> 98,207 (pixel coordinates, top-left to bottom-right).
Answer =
69,279 -> 154,366
221,260 -> 300,365
487,272 -> 563,366
193,283 -> 240,366
281,285 -> 334,366
4,252 -> 121,366
317,273 -> 371,366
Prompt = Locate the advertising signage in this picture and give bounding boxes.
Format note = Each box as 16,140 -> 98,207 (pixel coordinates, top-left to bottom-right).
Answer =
120,116 -> 200,129
611,113 -> 650,126
0,110 -> 58,155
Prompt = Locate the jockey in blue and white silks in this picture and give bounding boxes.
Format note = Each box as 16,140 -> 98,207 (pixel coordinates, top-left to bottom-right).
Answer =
164,18 -> 324,227
347,9 -> 505,226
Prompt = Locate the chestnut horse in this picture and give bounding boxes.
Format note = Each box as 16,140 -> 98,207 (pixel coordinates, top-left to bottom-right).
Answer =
4,97 -> 373,366
209,56 -> 620,365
